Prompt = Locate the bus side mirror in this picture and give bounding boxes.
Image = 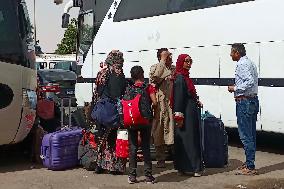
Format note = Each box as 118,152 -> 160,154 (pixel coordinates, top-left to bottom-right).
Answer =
62,13 -> 70,28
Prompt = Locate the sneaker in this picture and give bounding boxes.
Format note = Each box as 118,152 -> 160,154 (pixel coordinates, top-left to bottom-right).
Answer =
128,176 -> 137,184
193,172 -> 202,177
145,175 -> 156,184
156,160 -> 166,168
235,167 -> 257,176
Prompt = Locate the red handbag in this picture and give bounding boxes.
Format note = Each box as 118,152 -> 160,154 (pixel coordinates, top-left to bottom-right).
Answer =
37,99 -> 55,120
115,129 -> 129,158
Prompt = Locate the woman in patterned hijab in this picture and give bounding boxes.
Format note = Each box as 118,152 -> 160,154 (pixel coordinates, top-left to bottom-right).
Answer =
96,50 -> 124,85
91,50 -> 127,174
94,50 -> 126,100
105,50 -> 124,75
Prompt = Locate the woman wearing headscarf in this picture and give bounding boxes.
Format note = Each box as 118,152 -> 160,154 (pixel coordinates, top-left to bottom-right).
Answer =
171,54 -> 204,176
93,50 -> 127,174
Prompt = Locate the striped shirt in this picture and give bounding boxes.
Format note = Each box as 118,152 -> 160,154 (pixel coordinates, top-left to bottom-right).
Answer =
234,56 -> 258,97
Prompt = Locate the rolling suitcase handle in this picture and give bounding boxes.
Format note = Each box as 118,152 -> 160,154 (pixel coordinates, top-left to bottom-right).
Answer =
60,97 -> 72,129
68,97 -> 71,127
200,107 -> 205,152
61,98 -> 64,128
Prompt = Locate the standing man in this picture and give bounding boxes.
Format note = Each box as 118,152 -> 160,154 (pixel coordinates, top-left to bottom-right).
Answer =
149,48 -> 175,168
228,43 -> 259,175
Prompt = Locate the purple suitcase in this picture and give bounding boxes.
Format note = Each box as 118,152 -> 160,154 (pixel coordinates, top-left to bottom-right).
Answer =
41,98 -> 82,170
41,128 -> 82,170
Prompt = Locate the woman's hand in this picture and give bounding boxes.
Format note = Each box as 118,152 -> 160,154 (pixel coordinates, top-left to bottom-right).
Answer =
197,100 -> 203,108
175,119 -> 184,128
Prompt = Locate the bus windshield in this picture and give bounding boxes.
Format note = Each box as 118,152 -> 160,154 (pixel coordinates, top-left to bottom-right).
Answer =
77,0 -> 113,61
78,11 -> 94,59
0,1 -> 22,56
38,70 -> 77,82
53,61 -> 74,70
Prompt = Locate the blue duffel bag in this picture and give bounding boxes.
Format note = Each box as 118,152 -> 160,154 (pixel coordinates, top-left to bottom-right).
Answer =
91,98 -> 120,128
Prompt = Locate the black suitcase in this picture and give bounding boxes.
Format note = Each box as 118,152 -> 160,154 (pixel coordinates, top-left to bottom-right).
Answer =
201,111 -> 228,168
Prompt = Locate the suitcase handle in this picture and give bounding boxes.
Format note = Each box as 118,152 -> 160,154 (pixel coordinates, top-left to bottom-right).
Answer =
60,126 -> 80,131
200,107 -> 205,152
60,97 -> 72,128
40,146 -> 49,159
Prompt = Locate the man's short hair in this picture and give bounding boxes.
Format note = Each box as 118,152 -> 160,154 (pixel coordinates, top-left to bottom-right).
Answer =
231,43 -> 246,57
130,65 -> 144,81
157,48 -> 168,61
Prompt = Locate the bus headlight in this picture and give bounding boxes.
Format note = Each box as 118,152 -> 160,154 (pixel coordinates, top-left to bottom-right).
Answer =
22,89 -> 37,110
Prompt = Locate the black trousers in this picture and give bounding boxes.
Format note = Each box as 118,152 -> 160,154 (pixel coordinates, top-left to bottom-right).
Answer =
128,126 -> 152,177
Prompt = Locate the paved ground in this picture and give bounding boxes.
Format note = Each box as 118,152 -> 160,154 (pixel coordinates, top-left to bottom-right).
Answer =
0,131 -> 283,189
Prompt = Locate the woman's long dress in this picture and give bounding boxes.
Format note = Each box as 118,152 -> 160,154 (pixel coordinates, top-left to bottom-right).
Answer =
95,72 -> 127,173
173,74 -> 203,173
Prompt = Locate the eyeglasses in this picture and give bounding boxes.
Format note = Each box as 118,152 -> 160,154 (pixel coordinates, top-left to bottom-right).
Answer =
184,59 -> 192,63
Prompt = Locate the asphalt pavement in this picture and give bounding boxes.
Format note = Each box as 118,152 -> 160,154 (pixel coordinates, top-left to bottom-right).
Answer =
0,130 -> 283,189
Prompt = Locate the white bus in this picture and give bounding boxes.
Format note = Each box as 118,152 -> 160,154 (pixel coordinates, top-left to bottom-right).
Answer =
74,0 -> 284,134
0,0 -> 37,145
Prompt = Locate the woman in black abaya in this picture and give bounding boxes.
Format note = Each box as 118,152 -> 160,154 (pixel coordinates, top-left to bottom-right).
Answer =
171,54 -> 204,176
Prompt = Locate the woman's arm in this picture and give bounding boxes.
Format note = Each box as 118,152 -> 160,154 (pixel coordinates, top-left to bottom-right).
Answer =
148,84 -> 158,119
173,75 -> 187,127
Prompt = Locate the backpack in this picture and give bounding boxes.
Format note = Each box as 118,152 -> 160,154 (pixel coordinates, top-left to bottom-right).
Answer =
121,83 -> 153,127
78,129 -> 98,171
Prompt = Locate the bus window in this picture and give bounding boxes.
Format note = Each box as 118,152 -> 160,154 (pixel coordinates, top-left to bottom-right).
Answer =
113,0 -> 167,22
113,0 -> 255,22
0,1 -> 22,64
49,62 -> 56,69
18,1 -> 36,69
0,0 -> 35,69
36,62 -> 47,69
94,0 -> 113,27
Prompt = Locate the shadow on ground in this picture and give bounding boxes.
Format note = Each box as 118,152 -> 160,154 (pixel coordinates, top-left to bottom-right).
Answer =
0,139 -> 43,173
258,161 -> 284,175
227,128 -> 284,155
155,159 -> 243,183
224,178 -> 284,189
203,159 -> 243,176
